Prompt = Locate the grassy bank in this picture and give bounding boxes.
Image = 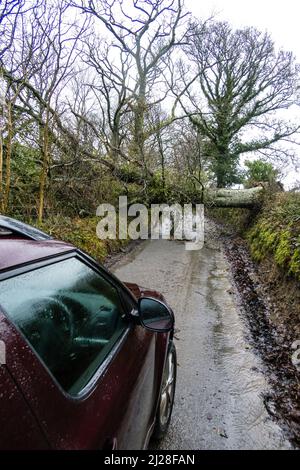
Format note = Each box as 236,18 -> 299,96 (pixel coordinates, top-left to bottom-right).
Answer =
209,191 -> 300,347
246,193 -> 300,282
209,192 -> 300,283
31,216 -> 131,263
207,206 -> 253,234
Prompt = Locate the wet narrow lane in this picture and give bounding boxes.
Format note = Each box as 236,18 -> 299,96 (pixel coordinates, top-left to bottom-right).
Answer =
112,224 -> 290,449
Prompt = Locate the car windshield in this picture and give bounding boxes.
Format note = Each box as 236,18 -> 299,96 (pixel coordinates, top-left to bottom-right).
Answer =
0,257 -> 128,396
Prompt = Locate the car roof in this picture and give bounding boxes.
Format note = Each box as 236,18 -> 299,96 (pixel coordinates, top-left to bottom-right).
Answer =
0,216 -> 76,272
0,239 -> 75,273
0,215 -> 53,241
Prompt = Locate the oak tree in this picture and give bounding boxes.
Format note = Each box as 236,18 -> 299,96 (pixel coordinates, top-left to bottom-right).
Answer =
183,21 -> 299,187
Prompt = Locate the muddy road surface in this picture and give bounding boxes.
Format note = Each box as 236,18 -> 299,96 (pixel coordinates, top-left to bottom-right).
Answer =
111,222 -> 290,450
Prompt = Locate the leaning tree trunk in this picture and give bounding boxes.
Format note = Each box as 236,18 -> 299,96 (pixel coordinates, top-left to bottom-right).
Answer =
0,130 -> 3,209
3,101 -> 13,213
38,108 -> 50,223
204,186 -> 264,208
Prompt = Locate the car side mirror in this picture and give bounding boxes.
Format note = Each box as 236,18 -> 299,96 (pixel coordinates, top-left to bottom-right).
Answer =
138,297 -> 174,333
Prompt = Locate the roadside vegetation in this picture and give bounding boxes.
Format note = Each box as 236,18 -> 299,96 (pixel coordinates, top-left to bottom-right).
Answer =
247,192 -> 300,281
210,190 -> 300,282
1,0 -> 299,446
0,1 -> 299,235
36,216 -> 131,263
0,1 -> 299,276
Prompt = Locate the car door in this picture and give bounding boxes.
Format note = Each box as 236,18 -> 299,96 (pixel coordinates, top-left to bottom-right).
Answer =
0,254 -> 163,449
0,365 -> 49,449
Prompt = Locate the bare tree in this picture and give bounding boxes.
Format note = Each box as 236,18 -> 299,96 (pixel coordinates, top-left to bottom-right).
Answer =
2,1 -> 90,221
0,0 -> 26,206
72,0 -> 189,179
0,79 -> 24,211
0,1 -> 44,211
0,0 -> 37,60
0,0 -> 24,22
182,20 -> 299,187
0,0 -> 23,54
169,119 -> 212,198
76,37 -> 133,163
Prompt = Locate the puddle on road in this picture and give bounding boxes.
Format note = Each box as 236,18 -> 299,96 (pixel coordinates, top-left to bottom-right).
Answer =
111,233 -> 291,449
207,251 -> 290,449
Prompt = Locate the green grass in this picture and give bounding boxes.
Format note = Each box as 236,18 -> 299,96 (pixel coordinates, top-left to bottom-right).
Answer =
246,193 -> 300,281
208,192 -> 300,282
32,215 -> 131,263
207,206 -> 252,233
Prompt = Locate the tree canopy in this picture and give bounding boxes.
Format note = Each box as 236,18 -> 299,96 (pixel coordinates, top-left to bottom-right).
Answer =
181,20 -> 298,187
0,1 -> 299,219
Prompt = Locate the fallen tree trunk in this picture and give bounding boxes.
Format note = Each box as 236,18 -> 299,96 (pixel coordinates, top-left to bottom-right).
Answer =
204,186 -> 264,208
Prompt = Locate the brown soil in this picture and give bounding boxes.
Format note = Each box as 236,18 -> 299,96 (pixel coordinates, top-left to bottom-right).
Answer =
256,256 -> 300,338
224,234 -> 300,447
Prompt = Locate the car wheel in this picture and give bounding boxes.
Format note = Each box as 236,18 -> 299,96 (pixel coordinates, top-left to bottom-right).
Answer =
152,342 -> 177,440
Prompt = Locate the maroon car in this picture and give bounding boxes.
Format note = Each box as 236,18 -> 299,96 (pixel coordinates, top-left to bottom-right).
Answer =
0,216 -> 176,450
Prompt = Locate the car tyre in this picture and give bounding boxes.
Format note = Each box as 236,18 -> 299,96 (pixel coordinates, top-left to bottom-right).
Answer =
152,342 -> 177,440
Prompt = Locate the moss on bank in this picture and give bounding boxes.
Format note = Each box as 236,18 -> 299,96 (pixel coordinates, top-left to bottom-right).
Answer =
32,216 -> 131,263
246,193 -> 300,281
210,192 -> 300,282
12,191 -> 300,281
207,206 -> 253,233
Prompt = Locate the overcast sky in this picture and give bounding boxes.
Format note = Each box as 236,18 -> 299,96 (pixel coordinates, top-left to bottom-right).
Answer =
185,0 -> 300,187
186,0 -> 300,60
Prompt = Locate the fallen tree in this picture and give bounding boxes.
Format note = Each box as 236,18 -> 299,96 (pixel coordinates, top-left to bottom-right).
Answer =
204,186 -> 264,208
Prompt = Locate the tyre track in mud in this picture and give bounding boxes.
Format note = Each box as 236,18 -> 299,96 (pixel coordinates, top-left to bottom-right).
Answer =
225,235 -> 300,447
110,220 -> 291,449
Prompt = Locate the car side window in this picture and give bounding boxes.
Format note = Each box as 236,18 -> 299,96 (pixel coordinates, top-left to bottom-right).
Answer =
0,257 -> 129,396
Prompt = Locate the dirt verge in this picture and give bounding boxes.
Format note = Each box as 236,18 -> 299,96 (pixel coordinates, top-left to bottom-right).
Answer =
224,234 -> 300,447
103,238 -> 144,269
